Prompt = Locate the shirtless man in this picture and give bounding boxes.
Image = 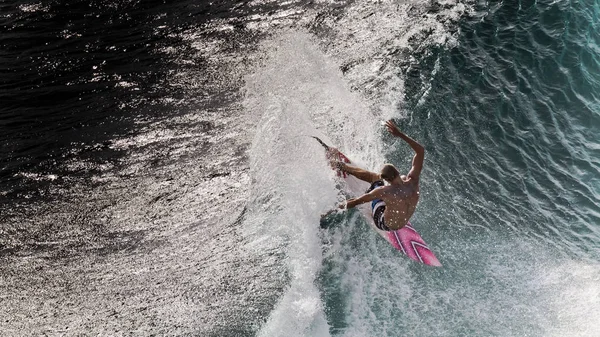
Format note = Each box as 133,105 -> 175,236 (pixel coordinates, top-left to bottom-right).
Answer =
337,120 -> 424,231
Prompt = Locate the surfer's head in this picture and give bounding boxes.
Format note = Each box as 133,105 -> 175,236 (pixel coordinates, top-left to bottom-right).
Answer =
380,164 -> 400,183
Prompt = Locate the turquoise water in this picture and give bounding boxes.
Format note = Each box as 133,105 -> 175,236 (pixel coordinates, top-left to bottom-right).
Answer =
413,0 -> 600,254
317,0 -> 600,335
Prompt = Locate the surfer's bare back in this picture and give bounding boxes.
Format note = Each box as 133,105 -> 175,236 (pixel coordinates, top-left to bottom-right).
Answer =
337,120 -> 424,231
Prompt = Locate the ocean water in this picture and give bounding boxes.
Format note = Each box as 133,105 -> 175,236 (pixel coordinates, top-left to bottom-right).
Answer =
1,0 -> 599,336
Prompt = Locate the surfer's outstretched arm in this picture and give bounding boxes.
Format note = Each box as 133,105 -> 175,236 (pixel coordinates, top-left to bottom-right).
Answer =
385,120 -> 424,180
336,162 -> 380,183
341,188 -> 383,209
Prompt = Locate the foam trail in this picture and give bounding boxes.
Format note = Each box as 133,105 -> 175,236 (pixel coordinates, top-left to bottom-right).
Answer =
246,105 -> 334,337
243,31 -> 388,337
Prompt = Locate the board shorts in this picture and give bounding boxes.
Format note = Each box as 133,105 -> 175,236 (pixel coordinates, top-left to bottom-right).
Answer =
366,180 -> 391,231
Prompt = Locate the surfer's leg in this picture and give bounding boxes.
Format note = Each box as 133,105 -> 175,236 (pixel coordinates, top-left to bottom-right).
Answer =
339,163 -> 380,183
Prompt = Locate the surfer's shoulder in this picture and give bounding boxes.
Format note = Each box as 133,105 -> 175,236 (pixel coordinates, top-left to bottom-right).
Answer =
376,184 -> 396,195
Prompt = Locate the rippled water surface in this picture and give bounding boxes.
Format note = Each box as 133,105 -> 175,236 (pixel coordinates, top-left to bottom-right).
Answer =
1,0 -> 599,336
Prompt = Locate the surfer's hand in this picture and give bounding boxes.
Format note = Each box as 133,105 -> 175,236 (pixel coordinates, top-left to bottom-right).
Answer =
325,148 -> 339,161
341,198 -> 357,209
385,120 -> 402,137
332,161 -> 346,171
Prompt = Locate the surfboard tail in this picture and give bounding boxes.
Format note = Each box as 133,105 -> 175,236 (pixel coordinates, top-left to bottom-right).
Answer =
386,224 -> 442,267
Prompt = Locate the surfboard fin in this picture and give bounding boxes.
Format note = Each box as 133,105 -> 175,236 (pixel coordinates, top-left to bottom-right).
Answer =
311,136 -> 330,150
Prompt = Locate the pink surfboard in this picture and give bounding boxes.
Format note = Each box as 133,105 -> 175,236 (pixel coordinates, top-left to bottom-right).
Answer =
315,137 -> 441,267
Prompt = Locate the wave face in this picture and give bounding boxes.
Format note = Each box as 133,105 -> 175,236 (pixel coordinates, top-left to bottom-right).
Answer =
402,1 -> 600,335
247,1 -> 600,336
2,0 -> 599,336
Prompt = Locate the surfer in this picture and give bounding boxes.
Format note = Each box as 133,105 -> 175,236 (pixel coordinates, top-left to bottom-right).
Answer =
336,120 -> 424,231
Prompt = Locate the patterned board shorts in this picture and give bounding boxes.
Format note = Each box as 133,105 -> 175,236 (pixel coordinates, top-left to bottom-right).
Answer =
366,180 -> 391,231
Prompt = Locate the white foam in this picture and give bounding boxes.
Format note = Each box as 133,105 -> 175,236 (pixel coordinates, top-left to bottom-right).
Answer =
249,31 -> 388,165
242,31 -> 391,336
242,104 -> 334,336
541,262 -> 600,337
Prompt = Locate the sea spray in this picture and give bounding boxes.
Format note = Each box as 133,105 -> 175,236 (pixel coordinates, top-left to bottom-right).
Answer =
242,31 -> 389,336
243,104 -> 335,336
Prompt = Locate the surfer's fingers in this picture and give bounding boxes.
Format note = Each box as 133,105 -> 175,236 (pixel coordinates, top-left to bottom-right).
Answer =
329,160 -> 346,171
321,206 -> 344,219
385,120 -> 401,135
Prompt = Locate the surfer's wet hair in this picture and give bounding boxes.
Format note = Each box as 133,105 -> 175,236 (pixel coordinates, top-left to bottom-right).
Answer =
380,164 -> 400,182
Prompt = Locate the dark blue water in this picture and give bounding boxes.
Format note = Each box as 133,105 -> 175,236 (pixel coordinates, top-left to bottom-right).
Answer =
2,0 -> 599,336
1,0 -> 175,205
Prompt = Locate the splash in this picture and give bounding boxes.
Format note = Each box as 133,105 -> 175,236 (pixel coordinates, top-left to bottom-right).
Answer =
242,31 -> 386,336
